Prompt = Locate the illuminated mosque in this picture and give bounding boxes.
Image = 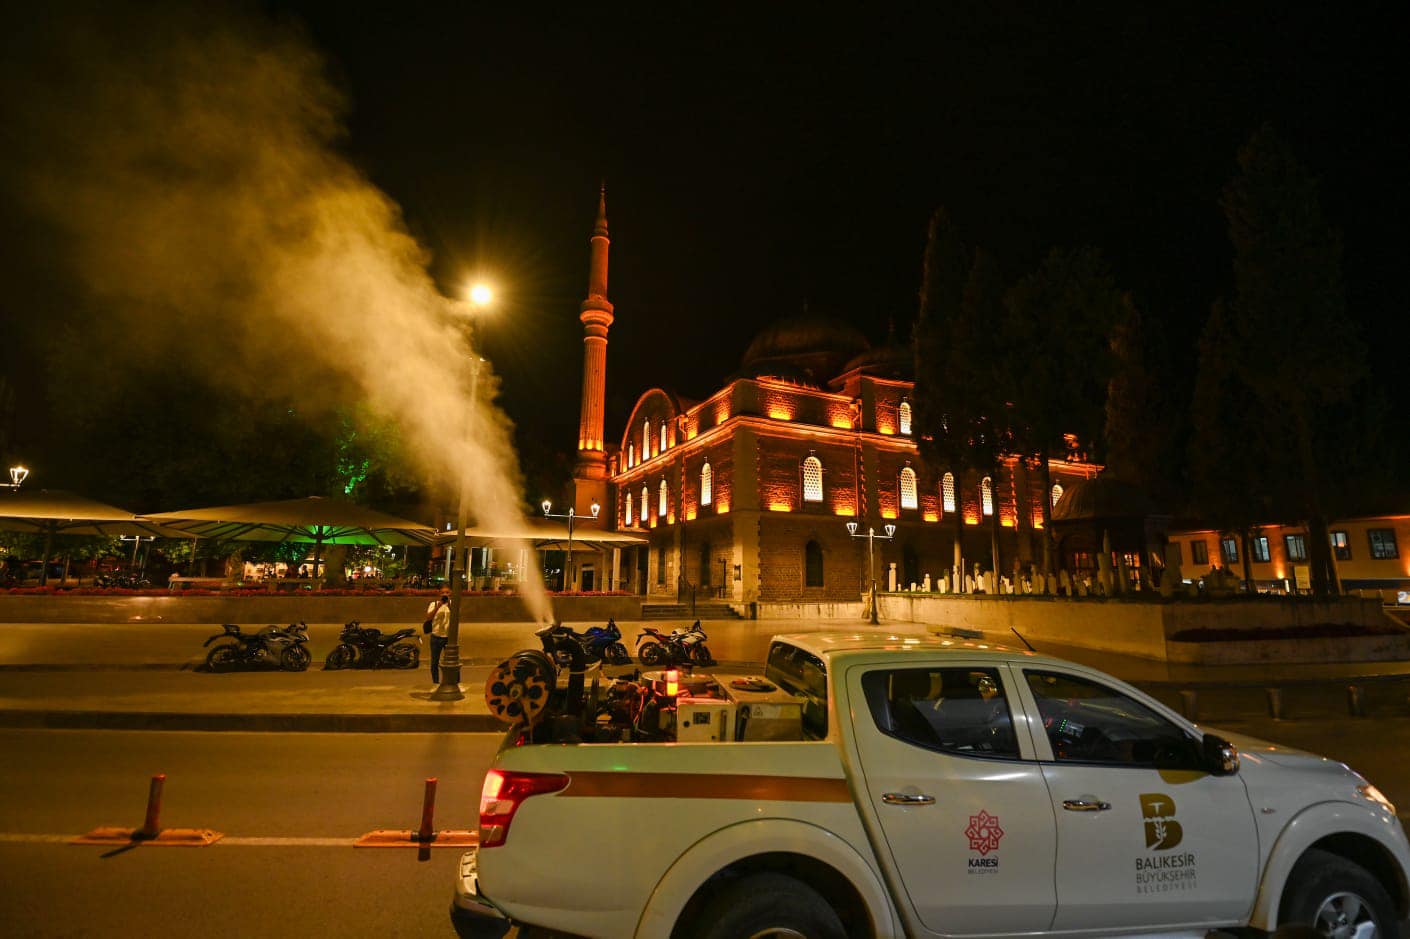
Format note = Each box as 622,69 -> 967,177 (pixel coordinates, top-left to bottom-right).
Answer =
564,191 -> 1101,607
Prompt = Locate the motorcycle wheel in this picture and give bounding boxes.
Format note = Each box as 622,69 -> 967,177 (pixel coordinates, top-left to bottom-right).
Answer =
386,642 -> 420,669
691,644 -> 716,666
607,642 -> 630,665
206,643 -> 240,673
281,645 -> 311,672
639,641 -> 665,666
324,644 -> 356,670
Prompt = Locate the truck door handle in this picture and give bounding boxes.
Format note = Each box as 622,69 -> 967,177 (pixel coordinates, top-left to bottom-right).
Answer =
882,792 -> 936,805
1062,799 -> 1111,812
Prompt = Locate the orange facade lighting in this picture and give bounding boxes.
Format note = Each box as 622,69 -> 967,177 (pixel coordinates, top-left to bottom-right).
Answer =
768,502 -> 792,512
923,512 -> 938,523
767,406 -> 794,421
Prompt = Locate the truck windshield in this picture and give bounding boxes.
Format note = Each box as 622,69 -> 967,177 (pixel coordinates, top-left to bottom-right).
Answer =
765,642 -> 828,738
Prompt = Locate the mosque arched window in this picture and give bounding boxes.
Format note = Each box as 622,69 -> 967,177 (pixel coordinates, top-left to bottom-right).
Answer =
658,479 -> 668,517
701,462 -> 713,507
643,418 -> 651,458
624,489 -> 633,526
1051,483 -> 1064,508
801,455 -> 823,503
899,465 -> 918,510
660,420 -> 668,452
981,477 -> 994,517
942,472 -> 956,514
899,400 -> 912,436
640,486 -> 649,524
627,442 -> 635,468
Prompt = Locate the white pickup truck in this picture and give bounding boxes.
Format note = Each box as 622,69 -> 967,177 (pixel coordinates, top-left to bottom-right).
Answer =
452,632 -> 1409,939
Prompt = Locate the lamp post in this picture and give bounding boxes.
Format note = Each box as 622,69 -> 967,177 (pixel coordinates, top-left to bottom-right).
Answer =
542,499 -> 600,592
6,466 -> 28,488
430,284 -> 494,702
847,521 -> 896,625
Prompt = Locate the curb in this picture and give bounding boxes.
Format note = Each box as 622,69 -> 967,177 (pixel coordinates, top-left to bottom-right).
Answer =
0,709 -> 509,734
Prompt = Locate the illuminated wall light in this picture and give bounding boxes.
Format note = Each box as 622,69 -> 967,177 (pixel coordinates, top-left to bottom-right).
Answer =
964,513 -> 979,525
685,509 -> 697,521
923,512 -> 938,522
830,416 -> 853,430
1033,519 -> 1044,530
880,509 -> 897,520
1000,518 -> 1014,528
716,503 -> 730,514
768,502 -> 792,512
667,512 -> 675,524
767,406 -> 794,420
834,506 -> 856,517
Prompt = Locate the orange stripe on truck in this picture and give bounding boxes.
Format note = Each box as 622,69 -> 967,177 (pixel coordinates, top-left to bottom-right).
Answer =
559,772 -> 851,802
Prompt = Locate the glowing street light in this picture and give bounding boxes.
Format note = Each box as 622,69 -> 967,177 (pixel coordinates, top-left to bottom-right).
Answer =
542,498 -> 601,592
7,466 -> 28,489
846,520 -> 896,625
430,286 -> 496,702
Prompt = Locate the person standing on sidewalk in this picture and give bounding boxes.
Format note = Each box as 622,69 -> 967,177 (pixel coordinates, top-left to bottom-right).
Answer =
427,594 -> 452,684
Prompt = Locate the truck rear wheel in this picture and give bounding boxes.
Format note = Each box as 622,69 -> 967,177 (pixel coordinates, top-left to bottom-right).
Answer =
1278,848 -> 1395,938
692,872 -> 845,939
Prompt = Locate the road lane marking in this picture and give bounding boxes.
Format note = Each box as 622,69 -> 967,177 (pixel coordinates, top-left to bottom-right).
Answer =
0,833 -> 357,847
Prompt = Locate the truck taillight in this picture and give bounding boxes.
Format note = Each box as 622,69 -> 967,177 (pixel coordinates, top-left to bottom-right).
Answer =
478,770 -> 570,847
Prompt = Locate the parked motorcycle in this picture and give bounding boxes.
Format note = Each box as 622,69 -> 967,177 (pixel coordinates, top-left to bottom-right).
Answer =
536,619 -> 631,668
324,621 -> 420,670
204,622 -> 311,672
635,621 -> 715,667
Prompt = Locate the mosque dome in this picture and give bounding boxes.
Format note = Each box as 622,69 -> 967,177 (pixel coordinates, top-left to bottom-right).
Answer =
740,314 -> 871,384
840,341 -> 914,381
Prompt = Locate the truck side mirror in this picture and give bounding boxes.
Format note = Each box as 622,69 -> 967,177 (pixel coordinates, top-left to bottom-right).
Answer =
1202,733 -> 1240,776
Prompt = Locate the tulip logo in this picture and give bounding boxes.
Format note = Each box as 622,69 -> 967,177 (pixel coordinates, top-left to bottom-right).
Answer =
1140,793 -> 1182,850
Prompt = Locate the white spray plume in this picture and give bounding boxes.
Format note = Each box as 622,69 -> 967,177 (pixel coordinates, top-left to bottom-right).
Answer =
2,4 -> 554,622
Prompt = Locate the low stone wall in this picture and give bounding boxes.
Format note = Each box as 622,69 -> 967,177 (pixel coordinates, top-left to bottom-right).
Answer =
0,594 -> 642,625
755,601 -> 865,622
1166,632 -> 1410,666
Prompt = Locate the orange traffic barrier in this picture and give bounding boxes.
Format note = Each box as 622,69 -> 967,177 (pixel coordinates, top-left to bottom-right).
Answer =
72,773 -> 223,847
355,776 -> 477,848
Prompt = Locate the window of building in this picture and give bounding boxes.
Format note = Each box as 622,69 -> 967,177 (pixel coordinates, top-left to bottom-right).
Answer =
643,418 -> 651,458
804,540 -> 824,588
640,486 -> 648,524
1369,528 -> 1400,560
899,400 -> 912,436
862,667 -> 1018,760
1251,536 -> 1270,563
1331,530 -> 1351,561
701,462 -> 712,507
942,473 -> 956,513
1170,542 -> 1183,565
899,465 -> 918,510
1051,483 -> 1064,508
627,442 -> 634,468
660,420 -> 667,452
1283,533 -> 1307,563
658,479 -> 668,517
1220,536 -> 1239,564
801,455 -> 823,503
980,477 -> 993,517
1191,540 -> 1208,565
624,490 -> 633,526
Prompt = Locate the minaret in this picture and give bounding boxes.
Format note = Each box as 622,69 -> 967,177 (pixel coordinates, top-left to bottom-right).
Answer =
572,186 -> 613,512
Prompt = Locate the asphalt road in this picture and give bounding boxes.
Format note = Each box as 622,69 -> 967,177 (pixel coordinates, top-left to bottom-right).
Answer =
0,730 -> 502,938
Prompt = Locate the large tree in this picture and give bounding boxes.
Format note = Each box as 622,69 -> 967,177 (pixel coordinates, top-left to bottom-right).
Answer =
1003,247 -> 1123,573
1104,297 -> 1181,510
1217,125 -> 1364,596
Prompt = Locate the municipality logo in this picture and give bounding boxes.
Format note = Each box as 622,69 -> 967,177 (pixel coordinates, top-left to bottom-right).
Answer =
1140,793 -> 1182,850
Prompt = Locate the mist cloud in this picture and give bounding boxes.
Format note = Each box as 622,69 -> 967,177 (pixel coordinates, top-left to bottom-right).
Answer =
1,3 -> 552,620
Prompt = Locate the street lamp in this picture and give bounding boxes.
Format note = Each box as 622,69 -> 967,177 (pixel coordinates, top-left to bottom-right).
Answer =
846,520 -> 896,625
7,465 -> 28,488
542,498 -> 601,592
430,283 -> 494,702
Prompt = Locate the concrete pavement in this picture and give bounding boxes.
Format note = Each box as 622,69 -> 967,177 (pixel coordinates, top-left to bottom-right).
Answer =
1,617 -> 1408,732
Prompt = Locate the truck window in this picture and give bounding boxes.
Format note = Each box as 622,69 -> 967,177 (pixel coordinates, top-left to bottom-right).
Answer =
861,667 -> 1019,759
765,642 -> 828,738
1024,670 -> 1201,768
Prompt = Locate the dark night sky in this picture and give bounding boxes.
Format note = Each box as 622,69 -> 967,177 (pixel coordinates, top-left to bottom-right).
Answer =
2,2 -> 1405,479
